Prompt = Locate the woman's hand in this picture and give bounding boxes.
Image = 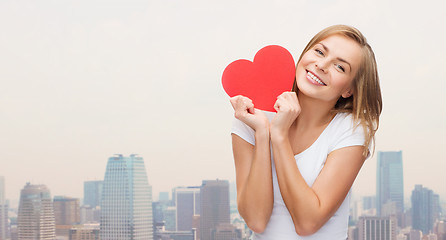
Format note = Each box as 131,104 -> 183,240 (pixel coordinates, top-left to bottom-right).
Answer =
271,92 -> 301,138
230,95 -> 269,131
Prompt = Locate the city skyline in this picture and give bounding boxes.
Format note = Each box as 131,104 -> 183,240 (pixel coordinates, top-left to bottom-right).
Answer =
1,0 -> 446,207
1,174 -> 445,239
1,156 -> 445,210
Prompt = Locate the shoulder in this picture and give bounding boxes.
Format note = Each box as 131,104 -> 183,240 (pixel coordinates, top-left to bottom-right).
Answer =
327,112 -> 369,154
331,112 -> 359,129
327,112 -> 363,137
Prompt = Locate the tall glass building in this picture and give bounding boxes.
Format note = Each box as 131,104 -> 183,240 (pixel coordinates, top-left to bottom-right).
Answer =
83,180 -> 103,208
100,154 -> 153,240
376,151 -> 404,216
411,184 -> 441,234
17,183 -> 56,240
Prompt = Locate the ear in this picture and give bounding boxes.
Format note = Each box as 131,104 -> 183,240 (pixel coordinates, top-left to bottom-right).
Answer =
341,88 -> 353,98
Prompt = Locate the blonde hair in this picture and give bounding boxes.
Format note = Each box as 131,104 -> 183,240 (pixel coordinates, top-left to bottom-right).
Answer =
292,25 -> 382,156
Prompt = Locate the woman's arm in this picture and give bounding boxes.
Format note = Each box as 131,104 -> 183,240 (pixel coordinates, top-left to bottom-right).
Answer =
270,135 -> 365,236
230,95 -> 274,233
269,92 -> 366,235
232,130 -> 273,233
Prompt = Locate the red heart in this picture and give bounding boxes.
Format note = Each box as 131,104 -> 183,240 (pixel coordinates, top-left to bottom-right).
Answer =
222,45 -> 296,112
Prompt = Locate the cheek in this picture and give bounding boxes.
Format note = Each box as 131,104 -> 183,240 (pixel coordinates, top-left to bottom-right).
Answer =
295,64 -> 308,85
333,74 -> 354,90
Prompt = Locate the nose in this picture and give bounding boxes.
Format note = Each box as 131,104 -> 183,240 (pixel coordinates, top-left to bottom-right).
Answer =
315,59 -> 329,72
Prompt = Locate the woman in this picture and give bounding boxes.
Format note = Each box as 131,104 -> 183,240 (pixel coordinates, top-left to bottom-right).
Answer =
230,25 -> 382,239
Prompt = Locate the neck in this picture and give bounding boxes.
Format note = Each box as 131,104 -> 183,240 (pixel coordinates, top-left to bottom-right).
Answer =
294,92 -> 337,128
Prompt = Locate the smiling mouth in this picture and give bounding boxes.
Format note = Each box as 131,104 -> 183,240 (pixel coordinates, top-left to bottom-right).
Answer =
306,71 -> 326,86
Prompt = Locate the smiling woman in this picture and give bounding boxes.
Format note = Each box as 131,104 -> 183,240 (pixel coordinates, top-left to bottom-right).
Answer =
229,25 -> 382,239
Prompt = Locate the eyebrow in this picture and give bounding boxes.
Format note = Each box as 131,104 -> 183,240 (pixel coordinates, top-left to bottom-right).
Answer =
318,42 -> 352,71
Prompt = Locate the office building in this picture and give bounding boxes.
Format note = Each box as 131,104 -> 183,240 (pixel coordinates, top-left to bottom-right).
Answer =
152,202 -> 165,226
155,228 -> 195,240
69,223 -> 100,240
200,180 -> 230,240
0,176 -> 7,240
100,154 -> 153,240
357,216 -> 397,240
174,186 -> 200,231
399,228 -> 422,240
363,196 -> 376,211
376,151 -> 404,217
80,205 -> 100,224
54,196 -> 80,225
83,181 -> 103,208
164,206 -> 177,231
434,220 -> 446,237
17,183 -> 56,240
10,225 -> 17,240
211,223 -> 242,240
348,226 -> 359,240
411,185 -> 441,234
53,196 -> 80,237
0,203 -> 7,240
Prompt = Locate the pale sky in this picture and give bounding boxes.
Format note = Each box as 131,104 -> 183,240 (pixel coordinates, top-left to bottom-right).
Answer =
1,0 -> 445,208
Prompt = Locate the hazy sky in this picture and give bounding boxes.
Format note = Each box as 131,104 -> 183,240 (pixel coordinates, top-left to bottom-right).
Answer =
1,0 -> 445,207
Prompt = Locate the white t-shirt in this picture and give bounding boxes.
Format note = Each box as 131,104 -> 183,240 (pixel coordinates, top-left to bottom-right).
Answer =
231,111 -> 369,240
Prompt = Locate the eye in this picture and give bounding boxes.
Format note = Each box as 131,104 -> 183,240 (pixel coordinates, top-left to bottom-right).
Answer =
335,64 -> 345,73
314,48 -> 324,56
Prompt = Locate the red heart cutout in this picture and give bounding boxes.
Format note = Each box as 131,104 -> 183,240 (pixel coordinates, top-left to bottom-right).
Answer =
222,45 -> 295,112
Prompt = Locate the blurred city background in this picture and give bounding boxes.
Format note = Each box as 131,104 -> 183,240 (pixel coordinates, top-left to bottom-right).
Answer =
1,0 -> 445,239
0,151 -> 445,239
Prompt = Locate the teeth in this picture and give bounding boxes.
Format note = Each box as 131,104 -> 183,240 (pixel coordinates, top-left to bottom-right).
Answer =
307,72 -> 325,86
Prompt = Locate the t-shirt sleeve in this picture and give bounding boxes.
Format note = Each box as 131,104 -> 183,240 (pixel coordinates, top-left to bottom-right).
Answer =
231,117 -> 255,146
330,116 -> 371,159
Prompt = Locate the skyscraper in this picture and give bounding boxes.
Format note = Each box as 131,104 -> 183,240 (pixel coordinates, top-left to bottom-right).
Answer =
0,176 -> 7,240
174,186 -> 200,231
17,183 -> 56,240
53,196 -> 80,225
411,184 -> 441,234
376,151 -> 404,216
200,180 -> 230,240
363,196 -> 376,211
162,206 -> 177,231
100,154 -> 153,240
83,180 -> 103,208
53,196 -> 80,237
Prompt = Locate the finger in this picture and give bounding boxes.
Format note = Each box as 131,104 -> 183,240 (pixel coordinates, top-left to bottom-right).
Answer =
282,91 -> 296,101
288,91 -> 298,102
232,96 -> 256,118
246,101 -> 255,114
273,98 -> 282,112
230,97 -> 237,110
230,95 -> 245,109
230,96 -> 247,110
280,92 -> 299,109
240,97 -> 253,109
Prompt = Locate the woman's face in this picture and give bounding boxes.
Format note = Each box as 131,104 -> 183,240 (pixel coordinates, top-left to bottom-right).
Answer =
295,34 -> 362,103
